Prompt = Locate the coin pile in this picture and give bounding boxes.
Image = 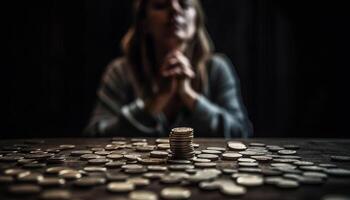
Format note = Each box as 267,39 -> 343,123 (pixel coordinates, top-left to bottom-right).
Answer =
1,134 -> 350,200
169,127 -> 195,160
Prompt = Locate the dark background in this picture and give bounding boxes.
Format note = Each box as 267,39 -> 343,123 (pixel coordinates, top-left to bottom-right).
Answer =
1,1 -> 348,138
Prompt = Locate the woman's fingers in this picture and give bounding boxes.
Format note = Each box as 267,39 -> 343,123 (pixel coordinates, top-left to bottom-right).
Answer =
161,59 -> 195,79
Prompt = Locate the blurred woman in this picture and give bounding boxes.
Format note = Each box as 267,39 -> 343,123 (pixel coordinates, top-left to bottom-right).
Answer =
85,0 -> 252,138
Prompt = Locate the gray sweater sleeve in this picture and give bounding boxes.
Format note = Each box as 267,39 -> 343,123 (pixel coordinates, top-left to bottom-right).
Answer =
84,59 -> 162,137
190,55 -> 253,138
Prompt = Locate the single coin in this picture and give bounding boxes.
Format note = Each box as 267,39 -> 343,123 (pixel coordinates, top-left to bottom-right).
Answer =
160,175 -> 182,184
239,150 -> 264,156
124,154 -> 142,161
238,168 -> 262,173
194,162 -> 217,168
331,155 -> 350,162
156,138 -> 170,143
319,163 -> 337,168
220,183 -> 246,196
250,155 -> 273,162
105,161 -> 126,168
238,162 -> 259,167
324,168 -> 350,177
169,164 -> 194,171
227,142 -> 247,151
222,153 -> 242,160
266,145 -> 284,152
150,151 -> 169,158
129,190 -> 158,200
8,184 -> 42,195
276,179 -> 299,188
40,189 -> 71,200
58,170 -> 82,180
143,172 -> 165,179
83,166 -> 107,172
94,151 -> 111,156
74,177 -> 106,187
70,150 -> 93,156
199,181 -> 221,190
236,175 -> 264,187
106,154 -> 124,160
221,168 -> 238,174
161,187 -> 191,200
278,150 -> 297,155
192,158 -> 211,163
303,172 -> 328,179
47,156 -> 66,164
0,175 -> 14,184
206,147 -> 226,152
238,158 -> 256,163
249,142 -> 266,147
107,182 -> 135,193
135,146 -> 155,152
294,161 -> 314,166
157,144 -> 170,150
197,154 -> 219,161
106,173 -> 129,182
59,144 -> 76,150
38,177 -> 66,187
147,165 -> 168,171
299,166 -> 325,172
46,167 -> 72,174
80,154 -> 102,160
127,177 -> 150,187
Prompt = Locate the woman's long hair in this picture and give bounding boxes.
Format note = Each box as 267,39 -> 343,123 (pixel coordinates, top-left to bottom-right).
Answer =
122,0 -> 213,98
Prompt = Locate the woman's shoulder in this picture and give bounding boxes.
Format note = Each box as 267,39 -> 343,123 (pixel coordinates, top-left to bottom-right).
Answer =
100,57 -> 133,86
105,57 -> 130,74
206,53 -> 236,78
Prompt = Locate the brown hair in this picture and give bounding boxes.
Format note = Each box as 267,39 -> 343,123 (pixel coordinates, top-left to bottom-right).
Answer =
122,0 -> 213,98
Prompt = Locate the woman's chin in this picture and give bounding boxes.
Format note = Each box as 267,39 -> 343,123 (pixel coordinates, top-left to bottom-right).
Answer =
163,34 -> 188,49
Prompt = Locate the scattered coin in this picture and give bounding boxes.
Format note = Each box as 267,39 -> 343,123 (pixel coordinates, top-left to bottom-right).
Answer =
161,187 -> 191,200
222,153 -> 242,160
127,177 -> 150,187
58,170 -> 82,180
227,142 -> 247,151
197,154 -> 219,161
331,155 -> 350,162
8,184 -> 42,195
236,175 -> 264,187
0,175 -> 14,184
74,177 -> 106,187
324,168 -> 350,177
220,182 -> 246,196
276,179 -> 299,189
129,190 -> 158,200
194,162 -> 217,168
38,177 -> 66,187
107,182 -> 135,193
278,150 -> 297,155
39,189 -> 71,200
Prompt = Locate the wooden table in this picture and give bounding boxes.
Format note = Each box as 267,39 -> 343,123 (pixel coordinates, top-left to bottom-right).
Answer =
0,138 -> 350,200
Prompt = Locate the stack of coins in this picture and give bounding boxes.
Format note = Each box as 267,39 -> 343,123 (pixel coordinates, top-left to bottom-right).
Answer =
169,127 -> 195,160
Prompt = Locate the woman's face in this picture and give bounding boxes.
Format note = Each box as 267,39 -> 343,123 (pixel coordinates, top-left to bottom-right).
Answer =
146,0 -> 197,50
